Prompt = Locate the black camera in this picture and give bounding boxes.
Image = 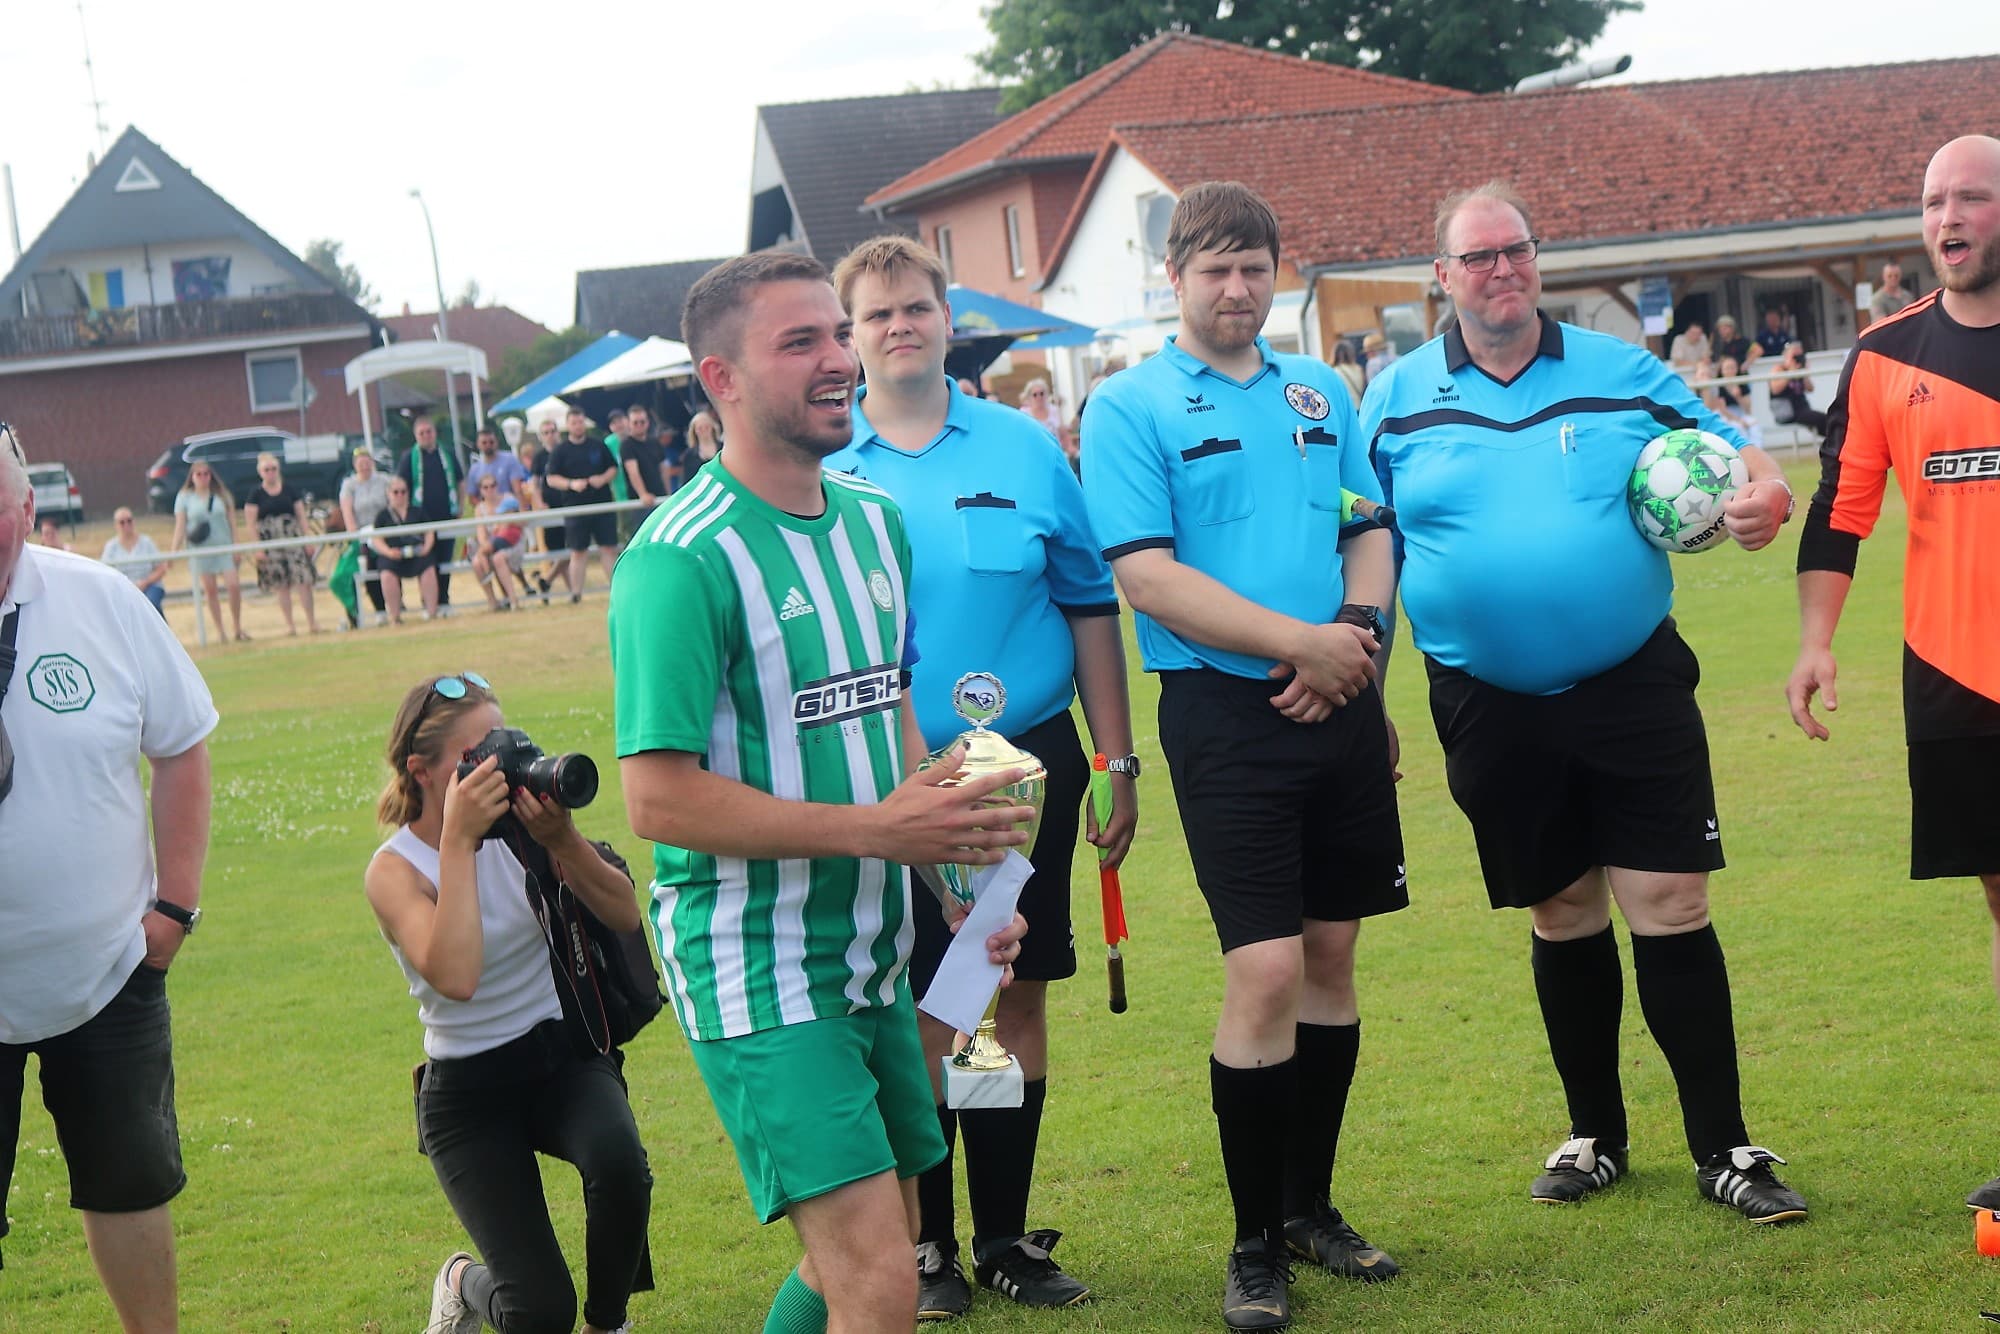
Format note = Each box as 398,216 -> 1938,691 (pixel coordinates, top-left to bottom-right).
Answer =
456,727 -> 599,812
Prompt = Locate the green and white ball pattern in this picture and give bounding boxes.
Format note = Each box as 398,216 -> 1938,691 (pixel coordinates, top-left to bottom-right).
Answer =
1627,428 -> 1747,553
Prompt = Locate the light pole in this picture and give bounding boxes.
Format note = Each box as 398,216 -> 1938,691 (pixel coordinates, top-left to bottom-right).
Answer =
409,187 -> 459,456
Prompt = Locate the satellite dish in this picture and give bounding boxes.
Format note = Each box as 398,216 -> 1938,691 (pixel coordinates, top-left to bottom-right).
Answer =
1140,195 -> 1175,265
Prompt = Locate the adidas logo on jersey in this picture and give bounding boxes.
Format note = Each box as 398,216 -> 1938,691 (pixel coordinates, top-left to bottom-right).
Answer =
778,587 -> 816,621
1908,381 -> 1936,407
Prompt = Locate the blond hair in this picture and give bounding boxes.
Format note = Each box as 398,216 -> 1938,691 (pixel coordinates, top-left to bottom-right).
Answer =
376,674 -> 500,827
831,234 -> 949,312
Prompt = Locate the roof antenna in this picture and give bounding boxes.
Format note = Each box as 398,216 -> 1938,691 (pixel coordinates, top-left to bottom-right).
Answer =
76,0 -> 109,157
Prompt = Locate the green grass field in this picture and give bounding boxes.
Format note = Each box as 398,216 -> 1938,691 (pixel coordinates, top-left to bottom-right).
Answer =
7,457 -> 1997,1331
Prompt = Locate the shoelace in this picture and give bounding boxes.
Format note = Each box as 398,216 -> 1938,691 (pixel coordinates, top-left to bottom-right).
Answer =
1234,1249 -> 1297,1297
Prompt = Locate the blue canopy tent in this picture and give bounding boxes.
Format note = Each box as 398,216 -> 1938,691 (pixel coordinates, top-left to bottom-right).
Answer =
945,285 -> 1099,381
490,332 -> 642,415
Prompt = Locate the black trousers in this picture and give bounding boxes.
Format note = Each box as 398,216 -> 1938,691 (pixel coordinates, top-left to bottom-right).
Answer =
418,1021 -> 652,1333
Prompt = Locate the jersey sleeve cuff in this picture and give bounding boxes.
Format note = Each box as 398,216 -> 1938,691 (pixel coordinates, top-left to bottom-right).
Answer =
1102,536 -> 1174,561
1794,503 -> 1861,576
1056,600 -> 1122,618
615,734 -> 711,760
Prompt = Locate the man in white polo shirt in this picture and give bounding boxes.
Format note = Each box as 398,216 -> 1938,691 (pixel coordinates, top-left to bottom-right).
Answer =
0,422 -> 218,1331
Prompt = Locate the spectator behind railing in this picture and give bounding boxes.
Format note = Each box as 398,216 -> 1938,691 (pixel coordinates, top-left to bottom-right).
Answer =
1768,342 -> 1828,438
340,445 -> 391,628
36,516 -> 68,551
245,451 -> 322,637
468,475 -> 525,612
1871,261 -> 1914,321
1668,321 -> 1711,369
1330,340 -> 1366,406
171,460 -> 248,642
101,507 -> 169,617
369,477 -> 439,625
1698,356 -> 1763,448
1712,314 -> 1753,367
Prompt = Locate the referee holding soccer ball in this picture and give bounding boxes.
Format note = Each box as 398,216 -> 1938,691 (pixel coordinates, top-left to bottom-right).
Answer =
1362,181 -> 1805,1223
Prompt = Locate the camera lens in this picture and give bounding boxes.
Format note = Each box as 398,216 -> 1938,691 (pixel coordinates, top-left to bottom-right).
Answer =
525,752 -> 598,809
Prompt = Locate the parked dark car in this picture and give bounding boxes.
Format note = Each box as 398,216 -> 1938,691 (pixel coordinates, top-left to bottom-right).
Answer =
146,428 -> 384,514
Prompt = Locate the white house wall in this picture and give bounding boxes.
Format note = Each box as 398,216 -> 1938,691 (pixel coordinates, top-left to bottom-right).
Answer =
42,238 -> 305,306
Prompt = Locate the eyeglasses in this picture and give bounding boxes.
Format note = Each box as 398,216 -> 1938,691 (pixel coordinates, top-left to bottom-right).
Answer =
0,422 -> 21,467
1440,237 -> 1540,273
479,481 -> 498,490
431,671 -> 491,701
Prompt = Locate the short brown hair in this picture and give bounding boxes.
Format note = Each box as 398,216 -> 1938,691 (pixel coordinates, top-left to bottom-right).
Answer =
682,250 -> 831,364
1166,182 -> 1281,278
1433,181 -> 1534,256
831,235 -> 949,312
376,674 -> 499,827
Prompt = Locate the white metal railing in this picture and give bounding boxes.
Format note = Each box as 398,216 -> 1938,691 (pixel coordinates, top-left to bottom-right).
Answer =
1679,346 -> 1845,454
151,497 -> 649,646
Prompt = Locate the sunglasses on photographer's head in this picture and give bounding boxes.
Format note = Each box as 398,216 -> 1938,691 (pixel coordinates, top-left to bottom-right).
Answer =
432,671 -> 491,701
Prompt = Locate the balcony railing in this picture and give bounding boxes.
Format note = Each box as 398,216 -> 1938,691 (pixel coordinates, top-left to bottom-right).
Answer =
0,291 -> 366,360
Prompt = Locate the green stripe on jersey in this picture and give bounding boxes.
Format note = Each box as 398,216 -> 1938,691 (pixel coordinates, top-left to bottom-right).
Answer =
611,460 -> 915,1041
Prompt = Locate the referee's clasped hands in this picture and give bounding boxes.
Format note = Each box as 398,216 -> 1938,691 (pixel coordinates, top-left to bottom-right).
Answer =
1266,621 -> 1382,724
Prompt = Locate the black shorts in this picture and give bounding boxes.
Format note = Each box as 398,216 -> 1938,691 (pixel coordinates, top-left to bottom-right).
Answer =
0,962 -> 185,1246
910,709 -> 1086,993
1909,733 -> 2000,879
378,549 -> 428,579
564,511 -> 620,550
1426,618 -> 1724,910
541,510 -> 569,552
1157,669 -> 1408,954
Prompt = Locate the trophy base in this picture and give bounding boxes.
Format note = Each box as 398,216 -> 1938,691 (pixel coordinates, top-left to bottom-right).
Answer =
944,1054 -> 1024,1110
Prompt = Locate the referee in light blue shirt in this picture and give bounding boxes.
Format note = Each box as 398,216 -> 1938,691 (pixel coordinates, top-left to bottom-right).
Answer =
1082,182 -> 1404,1332
825,236 -> 1137,1318
1362,180 -> 1806,1226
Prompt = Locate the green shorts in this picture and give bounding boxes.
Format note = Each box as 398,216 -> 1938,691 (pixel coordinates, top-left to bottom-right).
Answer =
689,994 -> 947,1223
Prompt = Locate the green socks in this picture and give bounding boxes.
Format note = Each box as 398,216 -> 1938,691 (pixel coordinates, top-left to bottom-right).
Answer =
762,1268 -> 828,1334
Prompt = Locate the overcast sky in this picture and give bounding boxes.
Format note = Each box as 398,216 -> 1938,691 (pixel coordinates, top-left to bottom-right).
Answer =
3,0 -> 1992,333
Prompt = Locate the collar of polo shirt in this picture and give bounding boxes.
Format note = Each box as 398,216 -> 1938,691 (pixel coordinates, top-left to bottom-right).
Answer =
851,375 -> 974,458
1158,333 -> 1282,384
1443,310 -> 1566,376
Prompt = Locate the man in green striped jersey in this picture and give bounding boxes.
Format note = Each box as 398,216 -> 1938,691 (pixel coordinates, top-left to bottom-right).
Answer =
611,250 -> 1034,1334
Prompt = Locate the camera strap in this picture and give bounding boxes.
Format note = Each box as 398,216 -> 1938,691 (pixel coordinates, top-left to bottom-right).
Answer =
506,825 -> 614,1055
0,606 -> 19,803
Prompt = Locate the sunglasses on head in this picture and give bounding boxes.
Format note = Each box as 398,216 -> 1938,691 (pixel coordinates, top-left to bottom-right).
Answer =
431,671 -> 491,701
0,422 -> 21,467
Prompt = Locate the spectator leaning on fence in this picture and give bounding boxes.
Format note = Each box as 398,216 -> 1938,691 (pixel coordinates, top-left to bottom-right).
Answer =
101,507 -> 169,617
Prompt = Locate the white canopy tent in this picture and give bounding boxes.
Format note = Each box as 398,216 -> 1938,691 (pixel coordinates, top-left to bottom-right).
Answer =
563,336 -> 695,393
343,339 -> 491,456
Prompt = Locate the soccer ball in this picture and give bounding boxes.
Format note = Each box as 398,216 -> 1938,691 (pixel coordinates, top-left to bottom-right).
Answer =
1627,429 -> 1747,553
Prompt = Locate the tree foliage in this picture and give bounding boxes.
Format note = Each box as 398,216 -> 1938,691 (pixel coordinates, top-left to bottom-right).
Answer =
489,326 -> 597,403
302,238 -> 377,309
976,0 -> 1642,109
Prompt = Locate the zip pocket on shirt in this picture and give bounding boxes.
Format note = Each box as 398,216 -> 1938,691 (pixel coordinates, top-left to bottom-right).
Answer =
1178,437 -> 1252,526
955,492 -> 1025,575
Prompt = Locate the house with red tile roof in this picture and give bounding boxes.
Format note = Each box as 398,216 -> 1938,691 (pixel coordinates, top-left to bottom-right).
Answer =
863,32 -> 1466,305
1036,55 -> 1994,396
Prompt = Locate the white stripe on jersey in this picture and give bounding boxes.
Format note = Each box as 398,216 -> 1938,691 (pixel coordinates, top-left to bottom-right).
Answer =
782,524 -> 890,1013
858,499 -> 907,664
663,476 -> 736,547
715,527 -> 814,1035
651,474 -> 720,543
700,674 -> 765,1029
825,468 -> 895,501
650,887 -> 700,1037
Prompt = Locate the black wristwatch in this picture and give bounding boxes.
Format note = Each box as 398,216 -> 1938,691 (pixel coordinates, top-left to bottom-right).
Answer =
1336,603 -> 1387,641
151,899 -> 201,935
1105,753 -> 1142,778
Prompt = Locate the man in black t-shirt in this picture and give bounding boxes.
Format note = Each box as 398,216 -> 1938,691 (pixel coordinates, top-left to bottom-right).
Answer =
545,405 -> 621,600
620,404 -> 667,540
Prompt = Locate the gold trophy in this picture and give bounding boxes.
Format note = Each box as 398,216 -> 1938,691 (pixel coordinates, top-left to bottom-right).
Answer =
917,672 -> 1047,1109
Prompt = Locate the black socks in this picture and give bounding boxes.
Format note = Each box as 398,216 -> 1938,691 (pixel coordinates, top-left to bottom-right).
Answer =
963,1078 -> 1047,1246
1631,924 -> 1748,1162
1532,925 -> 1630,1149
1283,1022 -> 1360,1219
916,1103 -> 958,1246
1212,1056 -> 1297,1246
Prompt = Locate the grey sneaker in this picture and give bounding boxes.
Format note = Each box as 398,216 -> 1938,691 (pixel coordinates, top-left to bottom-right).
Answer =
973,1229 -> 1090,1307
1282,1203 -> 1398,1282
1222,1238 -> 1293,1331
1531,1136 -> 1626,1204
917,1240 -> 972,1321
426,1251 -> 479,1334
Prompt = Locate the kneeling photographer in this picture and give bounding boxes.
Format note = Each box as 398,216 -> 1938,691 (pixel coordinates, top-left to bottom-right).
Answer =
365,671 -> 651,1334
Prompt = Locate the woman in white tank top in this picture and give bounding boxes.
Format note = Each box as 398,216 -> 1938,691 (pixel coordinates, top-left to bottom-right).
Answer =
364,672 -> 651,1334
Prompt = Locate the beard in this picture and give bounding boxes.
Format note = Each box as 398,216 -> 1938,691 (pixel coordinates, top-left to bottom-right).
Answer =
1185,302 -> 1263,354
1931,230 -> 2000,297
747,392 -> 852,462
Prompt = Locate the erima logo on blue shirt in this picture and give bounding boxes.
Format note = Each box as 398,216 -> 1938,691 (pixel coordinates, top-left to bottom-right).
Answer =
1432,383 -> 1461,404
1185,393 -> 1215,415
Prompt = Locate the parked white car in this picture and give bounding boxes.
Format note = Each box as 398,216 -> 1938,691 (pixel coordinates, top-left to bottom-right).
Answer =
27,461 -> 84,524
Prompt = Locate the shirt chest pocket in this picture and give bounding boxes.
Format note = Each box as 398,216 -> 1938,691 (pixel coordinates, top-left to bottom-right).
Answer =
1298,427 -> 1345,513
1557,420 -> 1637,504
956,493 -> 1025,575
1177,437 -> 1253,526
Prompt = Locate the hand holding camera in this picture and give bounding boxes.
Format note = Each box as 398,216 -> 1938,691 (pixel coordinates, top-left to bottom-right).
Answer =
452,727 -> 599,844
441,755 -> 511,854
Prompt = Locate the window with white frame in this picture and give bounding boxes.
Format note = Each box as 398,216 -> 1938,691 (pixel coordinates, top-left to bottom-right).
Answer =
246,349 -> 304,412
935,225 -> 956,282
1004,205 -> 1025,278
